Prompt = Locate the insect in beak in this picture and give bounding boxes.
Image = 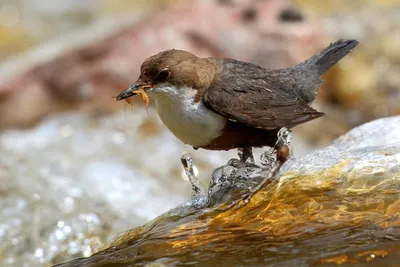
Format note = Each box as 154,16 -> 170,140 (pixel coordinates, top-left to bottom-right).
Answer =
114,82 -> 152,115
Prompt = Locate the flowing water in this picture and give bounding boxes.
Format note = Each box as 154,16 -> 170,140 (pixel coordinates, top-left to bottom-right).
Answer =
57,117 -> 400,267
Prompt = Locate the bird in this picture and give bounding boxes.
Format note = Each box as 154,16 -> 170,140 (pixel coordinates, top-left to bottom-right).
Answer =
116,39 -> 358,162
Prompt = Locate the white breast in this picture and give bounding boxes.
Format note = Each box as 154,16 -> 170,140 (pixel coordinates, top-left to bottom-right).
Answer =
148,85 -> 226,148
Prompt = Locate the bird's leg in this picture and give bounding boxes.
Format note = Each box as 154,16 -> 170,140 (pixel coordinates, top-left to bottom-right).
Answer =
237,128 -> 292,204
274,127 -> 292,165
181,152 -> 205,199
260,127 -> 292,168
238,147 -> 254,164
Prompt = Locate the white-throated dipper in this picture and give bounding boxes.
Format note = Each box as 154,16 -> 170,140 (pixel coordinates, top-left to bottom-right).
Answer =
116,39 -> 358,161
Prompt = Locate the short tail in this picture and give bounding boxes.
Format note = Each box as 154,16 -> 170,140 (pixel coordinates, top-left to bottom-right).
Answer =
300,39 -> 359,75
285,39 -> 358,103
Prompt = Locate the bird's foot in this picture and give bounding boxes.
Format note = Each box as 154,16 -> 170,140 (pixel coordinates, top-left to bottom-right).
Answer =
181,152 -> 206,199
238,147 -> 254,164
260,127 -> 292,168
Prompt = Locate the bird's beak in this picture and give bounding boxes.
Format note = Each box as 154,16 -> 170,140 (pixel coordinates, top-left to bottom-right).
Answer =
116,82 -> 144,101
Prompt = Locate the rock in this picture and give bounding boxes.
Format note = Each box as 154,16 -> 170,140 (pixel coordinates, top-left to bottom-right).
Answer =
0,0 -> 325,128
56,116 -> 400,267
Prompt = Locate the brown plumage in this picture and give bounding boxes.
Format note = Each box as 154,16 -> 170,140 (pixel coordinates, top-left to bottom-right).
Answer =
116,39 -> 359,152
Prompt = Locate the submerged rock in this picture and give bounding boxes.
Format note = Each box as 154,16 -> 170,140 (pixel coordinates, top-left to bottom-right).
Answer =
58,116 -> 400,267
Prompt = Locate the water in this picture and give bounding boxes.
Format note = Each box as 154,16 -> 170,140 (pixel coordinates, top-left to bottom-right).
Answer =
0,110 -> 234,266
0,106 -> 316,266
59,116 -> 400,267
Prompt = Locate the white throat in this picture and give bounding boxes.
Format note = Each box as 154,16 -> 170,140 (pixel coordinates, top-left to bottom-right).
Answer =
148,84 -> 226,147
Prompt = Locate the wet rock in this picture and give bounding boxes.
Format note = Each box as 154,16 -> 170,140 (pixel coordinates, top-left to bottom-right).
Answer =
57,116 -> 400,267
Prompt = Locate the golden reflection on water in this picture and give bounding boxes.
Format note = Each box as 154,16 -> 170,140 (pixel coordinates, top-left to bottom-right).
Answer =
315,242 -> 399,266
74,161 -> 400,266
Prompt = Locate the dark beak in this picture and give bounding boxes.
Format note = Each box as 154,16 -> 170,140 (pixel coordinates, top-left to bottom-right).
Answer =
116,82 -> 142,101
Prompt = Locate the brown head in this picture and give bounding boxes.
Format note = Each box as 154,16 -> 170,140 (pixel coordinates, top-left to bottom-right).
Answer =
116,49 -> 216,101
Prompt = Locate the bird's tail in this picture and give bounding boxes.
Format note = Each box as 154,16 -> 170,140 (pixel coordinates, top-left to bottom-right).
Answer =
299,39 -> 359,75
288,39 -> 358,103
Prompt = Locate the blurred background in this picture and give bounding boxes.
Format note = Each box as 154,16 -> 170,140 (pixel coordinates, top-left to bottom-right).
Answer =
0,0 -> 399,266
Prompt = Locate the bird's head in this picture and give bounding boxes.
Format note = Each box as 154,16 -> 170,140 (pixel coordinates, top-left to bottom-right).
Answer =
116,49 -> 216,102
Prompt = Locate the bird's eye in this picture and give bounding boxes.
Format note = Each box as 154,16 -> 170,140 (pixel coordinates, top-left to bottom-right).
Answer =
157,70 -> 169,81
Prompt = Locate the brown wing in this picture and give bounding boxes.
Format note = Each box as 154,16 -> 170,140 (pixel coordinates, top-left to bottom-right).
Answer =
203,58 -> 324,130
